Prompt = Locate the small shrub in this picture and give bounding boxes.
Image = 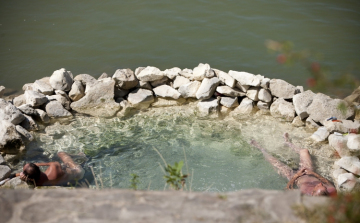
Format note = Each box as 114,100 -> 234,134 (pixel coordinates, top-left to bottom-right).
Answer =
164,161 -> 188,190
130,173 -> 140,190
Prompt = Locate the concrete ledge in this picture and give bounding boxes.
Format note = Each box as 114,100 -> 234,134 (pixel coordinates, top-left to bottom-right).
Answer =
0,188 -> 328,223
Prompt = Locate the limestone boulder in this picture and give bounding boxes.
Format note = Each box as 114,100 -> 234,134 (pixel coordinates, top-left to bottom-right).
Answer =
135,67 -> 145,76
220,97 -> 239,108
71,79 -> 121,117
293,90 -> 316,119
306,93 -> 354,124
335,156 -> 360,175
192,63 -> 214,81
116,100 -> 134,117
0,99 -> 25,125
163,67 -> 181,80
49,68 -> 74,91
270,98 -> 295,122
196,77 -> 221,100
150,76 -> 170,88
292,116 -> 305,127
323,120 -> 360,134
136,66 -> 164,82
34,109 -> 50,124
73,74 -> 97,87
0,86 -> 5,98
69,81 -> 85,102
258,89 -> 272,103
337,173 -> 360,192
178,81 -> 201,98
257,101 -> 271,111
179,68 -> 193,80
235,82 -> 250,92
232,98 -> 256,116
15,125 -> 34,141
45,101 -> 72,118
0,177 -> 33,189
24,90 -> 48,107
347,134 -> 360,155
216,86 -> 245,97
306,117 -> 321,129
22,83 -> 34,91
0,165 -> 11,181
269,79 -> 296,99
229,71 -> 260,87
98,72 -> 109,80
213,69 -> 235,88
112,68 -> 139,90
260,77 -> 270,89
127,88 -> 154,109
333,168 -> 347,179
329,134 -> 350,157
20,114 -> 38,131
153,85 -> 181,99
344,86 -> 360,104
310,127 -> 330,142
173,76 -> 190,89
246,87 -> 260,101
32,79 -> 54,95
0,154 -> 5,165
55,90 -> 71,101
197,98 -> 219,115
152,98 -> 186,107
47,94 -> 71,110
13,94 -> 26,107
17,104 -> 37,116
136,81 -> 152,90
0,120 -> 24,154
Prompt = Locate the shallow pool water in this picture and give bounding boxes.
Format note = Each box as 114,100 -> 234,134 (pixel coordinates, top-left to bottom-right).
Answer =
20,104 -> 336,191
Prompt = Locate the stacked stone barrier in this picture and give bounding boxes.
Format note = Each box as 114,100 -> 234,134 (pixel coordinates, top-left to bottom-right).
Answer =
0,63 -> 359,192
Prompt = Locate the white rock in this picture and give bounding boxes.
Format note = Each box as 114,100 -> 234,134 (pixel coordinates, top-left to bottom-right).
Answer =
347,134 -> 360,154
69,81 -> 85,102
0,86 -> 5,98
98,72 -> 109,80
135,67 -> 145,76
13,94 -> 26,107
306,117 -> 321,129
0,120 -> 24,154
112,68 -> 138,90
246,87 -> 260,101
220,97 -> 239,108
229,71 -> 260,87
258,89 -> 272,103
292,116 -> 305,127
260,77 -> 270,89
20,114 -> 38,131
163,67 -> 181,80
296,86 -> 304,94
233,98 -> 255,115
337,173 -> 360,192
150,76 -> 170,88
32,79 -> 54,95
292,90 -> 316,120
323,120 -> 360,134
197,98 -> 219,115
179,68 -> 193,80
71,79 -> 121,117
15,125 -> 34,141
55,90 -> 71,101
270,98 -> 295,122
17,104 -> 37,116
46,94 -> 71,110
310,127 -> 330,142
0,99 -> 25,125
22,83 -> 34,91
306,93 -> 354,124
153,85 -> 181,99
257,101 -> 271,111
49,68 -> 74,91
216,86 -> 245,97
178,81 -> 201,98
0,165 -> 11,181
152,98 -> 186,107
235,82 -> 250,92
269,79 -> 296,99
24,90 -> 48,107
45,101 -> 72,118
73,74 -> 97,87
35,109 -> 50,123
127,88 -> 154,109
192,63 -> 214,81
173,76 -> 190,89
196,77 -> 221,100
335,156 -> 360,175
213,69 -> 235,88
136,66 -> 164,82
329,134 -> 350,157
333,168 -> 347,179
137,81 -> 152,90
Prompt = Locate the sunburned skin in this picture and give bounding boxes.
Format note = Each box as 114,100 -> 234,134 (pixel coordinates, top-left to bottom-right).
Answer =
251,133 -> 337,197
17,152 -> 84,187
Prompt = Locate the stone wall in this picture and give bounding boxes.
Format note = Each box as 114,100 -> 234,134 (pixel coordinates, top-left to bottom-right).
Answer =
1,63 -> 360,192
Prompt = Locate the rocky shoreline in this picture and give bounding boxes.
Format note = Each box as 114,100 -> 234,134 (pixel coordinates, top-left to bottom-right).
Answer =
0,63 -> 360,192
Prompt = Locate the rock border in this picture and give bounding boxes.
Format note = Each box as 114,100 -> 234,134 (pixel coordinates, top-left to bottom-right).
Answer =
1,64 -> 360,192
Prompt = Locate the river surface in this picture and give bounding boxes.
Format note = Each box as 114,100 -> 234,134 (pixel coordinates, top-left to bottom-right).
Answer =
18,105 -> 336,191
0,0 -> 359,95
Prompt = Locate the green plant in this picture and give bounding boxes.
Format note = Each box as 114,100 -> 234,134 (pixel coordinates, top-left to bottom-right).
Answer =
164,161 -> 188,190
337,101 -> 348,116
130,173 -> 140,190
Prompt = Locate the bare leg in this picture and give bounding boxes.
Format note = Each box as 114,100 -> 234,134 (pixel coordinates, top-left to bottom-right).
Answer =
250,140 -> 294,181
57,152 -> 85,181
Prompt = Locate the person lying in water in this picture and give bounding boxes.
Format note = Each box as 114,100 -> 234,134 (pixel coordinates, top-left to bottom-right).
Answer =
251,133 -> 337,197
13,152 -> 85,187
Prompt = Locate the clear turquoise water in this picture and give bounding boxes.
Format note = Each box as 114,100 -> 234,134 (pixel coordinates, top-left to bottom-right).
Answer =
1,0 -> 359,93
